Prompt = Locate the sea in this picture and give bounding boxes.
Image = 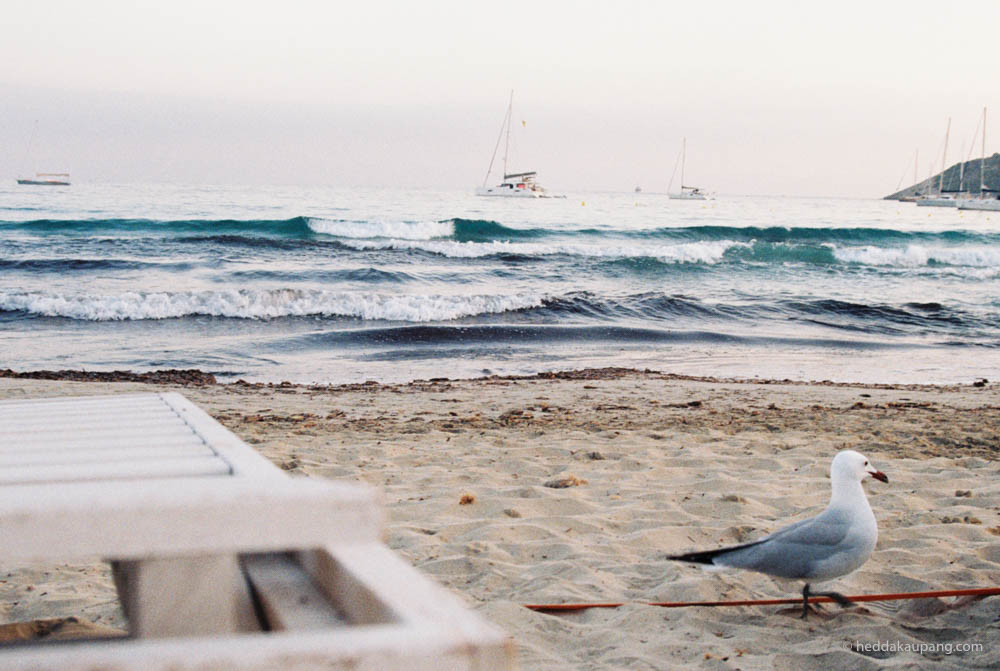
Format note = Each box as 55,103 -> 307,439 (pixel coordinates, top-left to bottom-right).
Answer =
1,183 -> 998,385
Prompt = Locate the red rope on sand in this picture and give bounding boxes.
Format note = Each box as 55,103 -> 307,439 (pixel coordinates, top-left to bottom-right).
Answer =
523,587 -> 1000,613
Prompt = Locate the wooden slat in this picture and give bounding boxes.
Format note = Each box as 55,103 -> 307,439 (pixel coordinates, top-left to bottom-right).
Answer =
0,434 -> 205,454
0,427 -> 201,448
0,443 -> 216,467
160,393 -> 287,479
0,394 -> 165,409
0,392 -> 288,480
0,396 -> 166,418
0,417 -> 195,437
242,554 -> 348,631
0,455 -> 232,486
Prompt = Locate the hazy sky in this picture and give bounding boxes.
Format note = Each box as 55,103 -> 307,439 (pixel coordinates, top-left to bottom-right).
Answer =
3,0 -> 999,197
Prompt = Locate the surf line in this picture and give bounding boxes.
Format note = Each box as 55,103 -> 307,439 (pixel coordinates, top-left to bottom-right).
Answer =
523,586 -> 1000,613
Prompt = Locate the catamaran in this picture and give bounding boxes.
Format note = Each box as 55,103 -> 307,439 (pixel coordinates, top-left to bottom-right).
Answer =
668,137 -> 709,200
476,92 -> 561,198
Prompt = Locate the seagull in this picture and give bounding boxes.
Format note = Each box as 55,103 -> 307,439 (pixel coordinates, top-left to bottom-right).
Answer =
668,450 -> 888,618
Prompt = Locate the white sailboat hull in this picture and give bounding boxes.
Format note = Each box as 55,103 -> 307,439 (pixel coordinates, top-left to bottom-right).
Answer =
668,192 -> 707,200
957,198 -> 1000,211
475,185 -> 543,198
915,197 -> 958,207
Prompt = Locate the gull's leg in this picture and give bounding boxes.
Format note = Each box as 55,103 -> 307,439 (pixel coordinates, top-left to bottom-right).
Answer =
812,589 -> 855,609
802,582 -> 854,619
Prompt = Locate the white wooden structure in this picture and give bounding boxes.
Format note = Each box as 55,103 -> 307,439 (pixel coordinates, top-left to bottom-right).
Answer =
0,392 -> 516,670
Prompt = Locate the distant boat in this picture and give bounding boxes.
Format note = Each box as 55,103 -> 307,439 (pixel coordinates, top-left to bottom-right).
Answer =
476,91 -> 562,198
957,195 -> 1000,211
915,194 -> 958,207
957,107 -> 999,210
17,121 -> 70,186
915,118 -> 954,207
671,185 -> 708,200
668,137 -> 709,200
17,172 -> 70,186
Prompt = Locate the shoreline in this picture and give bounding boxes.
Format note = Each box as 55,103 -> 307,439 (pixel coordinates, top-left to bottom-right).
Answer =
1,370 -> 998,669
0,365 -> 991,393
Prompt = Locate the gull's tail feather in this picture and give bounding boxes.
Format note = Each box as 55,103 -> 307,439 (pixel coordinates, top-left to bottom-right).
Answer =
668,539 -> 767,565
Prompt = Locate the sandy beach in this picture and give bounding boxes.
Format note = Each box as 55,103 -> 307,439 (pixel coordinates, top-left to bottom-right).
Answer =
1,369 -> 998,669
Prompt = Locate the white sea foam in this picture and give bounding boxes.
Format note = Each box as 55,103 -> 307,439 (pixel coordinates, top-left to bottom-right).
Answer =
307,218 -> 454,240
833,244 -> 1000,268
337,238 -> 744,263
0,289 -> 545,322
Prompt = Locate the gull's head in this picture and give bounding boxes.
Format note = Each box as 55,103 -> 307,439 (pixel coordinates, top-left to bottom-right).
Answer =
832,450 -> 888,484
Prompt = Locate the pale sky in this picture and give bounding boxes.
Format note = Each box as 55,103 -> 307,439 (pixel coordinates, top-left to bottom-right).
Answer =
2,0 -> 999,197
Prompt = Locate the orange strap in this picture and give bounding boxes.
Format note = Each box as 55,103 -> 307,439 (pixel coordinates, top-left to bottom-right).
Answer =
524,587 -> 1000,613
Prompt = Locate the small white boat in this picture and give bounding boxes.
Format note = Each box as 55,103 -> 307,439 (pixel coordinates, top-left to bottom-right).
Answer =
476,92 -> 561,198
915,194 -> 958,207
17,172 -> 70,186
670,186 -> 709,200
17,122 -> 70,186
476,171 -> 551,198
667,137 -> 709,200
957,196 -> 1000,211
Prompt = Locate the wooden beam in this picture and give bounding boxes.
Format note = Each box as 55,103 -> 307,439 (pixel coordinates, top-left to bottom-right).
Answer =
113,554 -> 243,638
0,478 -> 382,562
241,553 -> 348,631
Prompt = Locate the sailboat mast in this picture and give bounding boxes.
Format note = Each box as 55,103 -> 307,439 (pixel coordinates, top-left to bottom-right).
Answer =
503,90 -> 513,179
482,92 -> 513,187
959,141 -> 965,192
981,107 -> 987,195
939,118 -> 950,193
681,137 -> 686,189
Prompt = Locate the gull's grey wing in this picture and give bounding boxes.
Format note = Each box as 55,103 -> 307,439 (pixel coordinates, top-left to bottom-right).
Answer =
760,507 -> 852,546
712,507 -> 855,579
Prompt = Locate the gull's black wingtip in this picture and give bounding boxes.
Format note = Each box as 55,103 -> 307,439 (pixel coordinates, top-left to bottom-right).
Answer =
667,548 -> 726,565
668,538 -> 767,565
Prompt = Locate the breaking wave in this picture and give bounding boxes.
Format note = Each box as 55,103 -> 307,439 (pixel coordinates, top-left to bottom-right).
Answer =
0,289 -> 546,322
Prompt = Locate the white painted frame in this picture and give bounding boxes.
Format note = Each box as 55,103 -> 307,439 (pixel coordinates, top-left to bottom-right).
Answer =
0,393 -> 516,670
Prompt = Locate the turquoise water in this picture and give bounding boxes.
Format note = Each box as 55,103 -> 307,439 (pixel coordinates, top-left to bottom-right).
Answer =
1,183 -> 998,384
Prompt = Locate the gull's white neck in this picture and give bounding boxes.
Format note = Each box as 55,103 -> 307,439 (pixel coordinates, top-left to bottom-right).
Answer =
828,475 -> 870,511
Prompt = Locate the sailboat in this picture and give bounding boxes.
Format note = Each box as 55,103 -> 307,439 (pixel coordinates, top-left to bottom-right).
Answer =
668,137 -> 708,200
916,118 -> 957,207
476,92 -> 561,198
958,107 -> 1000,211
